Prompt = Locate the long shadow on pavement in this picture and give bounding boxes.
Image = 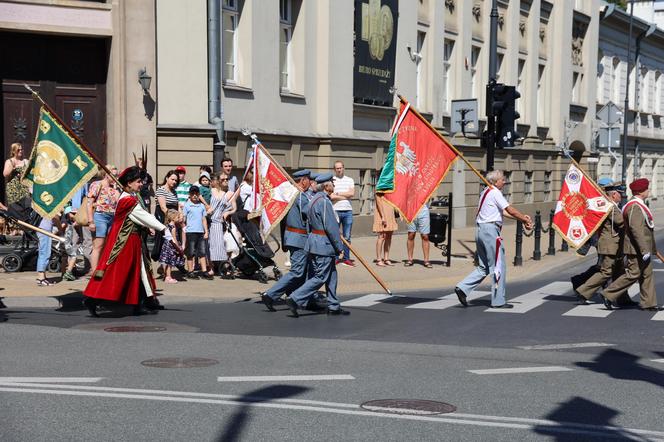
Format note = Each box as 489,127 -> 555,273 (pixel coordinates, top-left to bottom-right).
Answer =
216,385 -> 309,442
576,348 -> 664,389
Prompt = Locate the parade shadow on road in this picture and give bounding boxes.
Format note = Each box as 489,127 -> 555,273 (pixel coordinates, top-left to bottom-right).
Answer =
216,385 -> 309,442
576,348 -> 664,389
533,396 -> 643,441
54,291 -> 86,312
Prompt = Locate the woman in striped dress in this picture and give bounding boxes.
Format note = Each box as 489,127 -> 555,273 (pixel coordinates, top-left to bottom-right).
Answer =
208,172 -> 237,276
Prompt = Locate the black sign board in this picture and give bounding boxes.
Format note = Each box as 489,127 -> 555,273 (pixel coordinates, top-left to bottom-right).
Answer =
353,0 -> 398,107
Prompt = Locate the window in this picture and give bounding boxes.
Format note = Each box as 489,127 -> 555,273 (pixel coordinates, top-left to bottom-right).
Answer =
543,171 -> 552,201
524,171 -> 533,203
537,64 -> 545,126
572,72 -> 583,103
656,71 -> 663,116
222,0 -> 239,83
517,59 -> 525,114
471,46 -> 481,99
502,171 -> 512,203
416,31 -> 427,109
279,0 -> 292,91
359,169 -> 377,215
442,38 -> 455,112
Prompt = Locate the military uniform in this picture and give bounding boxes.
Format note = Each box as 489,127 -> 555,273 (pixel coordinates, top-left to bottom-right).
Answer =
576,204 -> 624,300
603,195 -> 658,309
288,173 -> 345,316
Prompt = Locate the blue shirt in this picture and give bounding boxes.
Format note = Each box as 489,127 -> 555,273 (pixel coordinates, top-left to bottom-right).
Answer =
183,201 -> 206,233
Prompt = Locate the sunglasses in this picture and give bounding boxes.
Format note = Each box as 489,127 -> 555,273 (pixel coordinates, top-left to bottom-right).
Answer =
220,178 -> 229,181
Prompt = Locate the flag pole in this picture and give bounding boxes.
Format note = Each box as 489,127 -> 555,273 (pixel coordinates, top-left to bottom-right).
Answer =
242,131 -> 392,295
397,95 -> 491,188
342,237 -> 392,295
23,84 -> 122,189
0,215 -> 65,242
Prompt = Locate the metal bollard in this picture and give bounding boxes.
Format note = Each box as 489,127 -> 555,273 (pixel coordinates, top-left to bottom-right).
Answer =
547,209 -> 556,256
513,220 -> 523,266
533,210 -> 542,261
561,239 -> 569,252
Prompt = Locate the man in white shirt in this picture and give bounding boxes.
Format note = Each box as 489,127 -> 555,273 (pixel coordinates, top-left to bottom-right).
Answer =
455,170 -> 533,308
330,161 -> 355,266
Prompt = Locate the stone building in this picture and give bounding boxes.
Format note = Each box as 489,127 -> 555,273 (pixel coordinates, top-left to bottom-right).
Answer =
0,0 -> 157,196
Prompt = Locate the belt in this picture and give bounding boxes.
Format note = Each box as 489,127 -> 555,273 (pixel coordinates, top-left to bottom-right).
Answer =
286,226 -> 307,234
311,229 -> 326,236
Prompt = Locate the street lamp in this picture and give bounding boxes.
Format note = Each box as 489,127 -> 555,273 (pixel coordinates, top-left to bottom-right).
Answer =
138,68 -> 152,95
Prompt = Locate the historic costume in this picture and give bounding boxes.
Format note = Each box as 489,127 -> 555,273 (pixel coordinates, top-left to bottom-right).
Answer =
602,178 -> 659,311
84,167 -> 166,316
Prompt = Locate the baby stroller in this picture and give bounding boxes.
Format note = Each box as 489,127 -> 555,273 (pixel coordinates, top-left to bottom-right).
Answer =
229,209 -> 282,284
0,197 -> 64,273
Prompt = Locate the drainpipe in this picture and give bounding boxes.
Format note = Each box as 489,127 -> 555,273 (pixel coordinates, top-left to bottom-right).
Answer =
208,0 -> 225,172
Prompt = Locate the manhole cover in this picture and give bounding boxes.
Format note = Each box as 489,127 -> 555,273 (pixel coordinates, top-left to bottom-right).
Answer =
360,399 -> 456,416
104,326 -> 167,333
140,358 -> 219,368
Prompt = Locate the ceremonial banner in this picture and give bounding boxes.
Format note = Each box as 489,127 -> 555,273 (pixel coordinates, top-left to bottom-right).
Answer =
376,101 -> 459,223
249,144 -> 299,236
552,163 -> 611,248
22,107 -> 98,218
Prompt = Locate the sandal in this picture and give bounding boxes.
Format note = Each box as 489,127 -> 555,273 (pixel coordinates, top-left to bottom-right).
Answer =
37,279 -> 53,286
376,259 -> 386,267
384,260 -> 395,266
404,261 -> 414,267
423,262 -> 433,268
164,277 -> 178,284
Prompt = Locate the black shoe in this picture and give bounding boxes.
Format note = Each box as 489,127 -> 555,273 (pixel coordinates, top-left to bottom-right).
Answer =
575,291 -> 589,305
145,297 -> 165,311
327,308 -> 350,316
640,306 -> 662,311
286,298 -> 299,318
600,295 -> 613,310
186,272 -> 199,280
261,293 -> 276,312
83,298 -> 99,318
454,287 -> 468,307
201,272 -> 214,280
491,303 -> 514,309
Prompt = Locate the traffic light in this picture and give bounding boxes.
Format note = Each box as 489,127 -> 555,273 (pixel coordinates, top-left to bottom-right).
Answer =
492,84 -> 521,148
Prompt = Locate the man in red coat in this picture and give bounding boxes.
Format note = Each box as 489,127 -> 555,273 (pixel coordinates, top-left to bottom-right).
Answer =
83,166 -> 166,316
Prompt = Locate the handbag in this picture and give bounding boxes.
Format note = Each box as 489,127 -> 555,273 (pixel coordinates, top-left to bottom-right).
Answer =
74,196 -> 89,225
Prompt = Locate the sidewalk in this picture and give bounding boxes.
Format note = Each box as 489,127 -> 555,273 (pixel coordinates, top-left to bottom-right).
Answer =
8,205 -> 645,308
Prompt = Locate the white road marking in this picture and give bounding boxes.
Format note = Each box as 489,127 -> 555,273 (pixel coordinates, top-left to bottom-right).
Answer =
343,294 -> 398,307
653,269 -> 664,272
651,359 -> 664,364
216,375 -> 355,382
563,302 -> 613,318
651,310 -> 664,321
627,284 -> 640,297
517,342 -> 615,350
468,366 -> 573,375
485,281 -> 571,314
0,377 -> 103,383
1,382 -> 664,439
406,291 -> 490,310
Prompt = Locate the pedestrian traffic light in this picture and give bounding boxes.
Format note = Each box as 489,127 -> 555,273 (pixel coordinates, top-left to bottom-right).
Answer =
492,84 -> 521,148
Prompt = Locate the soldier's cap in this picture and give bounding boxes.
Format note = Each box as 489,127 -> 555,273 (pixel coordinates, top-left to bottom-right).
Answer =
629,178 -> 649,193
597,177 -> 614,187
292,169 -> 311,179
309,172 -> 318,181
315,172 -> 334,183
604,183 -> 625,192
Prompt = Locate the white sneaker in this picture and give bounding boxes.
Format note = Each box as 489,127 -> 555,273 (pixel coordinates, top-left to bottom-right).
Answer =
285,260 -> 291,268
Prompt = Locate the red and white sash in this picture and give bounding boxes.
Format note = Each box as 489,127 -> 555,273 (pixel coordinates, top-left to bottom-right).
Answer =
623,197 -> 654,229
476,186 -> 495,218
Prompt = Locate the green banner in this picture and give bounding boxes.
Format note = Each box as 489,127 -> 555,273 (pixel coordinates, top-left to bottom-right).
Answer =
22,107 -> 98,218
376,132 -> 397,192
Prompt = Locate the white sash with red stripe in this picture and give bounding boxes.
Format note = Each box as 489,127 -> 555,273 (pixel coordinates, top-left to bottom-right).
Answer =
623,197 -> 654,229
494,236 -> 503,283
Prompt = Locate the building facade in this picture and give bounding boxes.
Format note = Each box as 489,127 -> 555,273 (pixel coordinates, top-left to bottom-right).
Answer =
0,0 -> 157,195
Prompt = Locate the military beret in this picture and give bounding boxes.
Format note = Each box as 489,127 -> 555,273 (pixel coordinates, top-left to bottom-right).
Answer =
292,169 -> 311,179
315,172 -> 333,183
597,177 -> 614,187
629,178 -> 649,193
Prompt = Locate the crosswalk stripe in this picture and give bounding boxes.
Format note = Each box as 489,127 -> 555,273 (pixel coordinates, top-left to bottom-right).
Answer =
563,303 -> 613,318
343,294 -> 398,307
406,291 -> 491,310
651,311 -> 664,321
485,281 -> 571,314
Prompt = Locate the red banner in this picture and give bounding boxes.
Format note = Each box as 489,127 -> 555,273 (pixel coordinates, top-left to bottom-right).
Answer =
552,163 -> 611,248
382,102 -> 459,223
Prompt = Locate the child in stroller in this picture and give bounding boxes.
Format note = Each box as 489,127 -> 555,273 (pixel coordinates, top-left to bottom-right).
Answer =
229,209 -> 282,283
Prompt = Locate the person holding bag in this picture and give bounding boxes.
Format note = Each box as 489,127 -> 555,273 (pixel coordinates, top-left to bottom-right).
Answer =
87,165 -> 120,275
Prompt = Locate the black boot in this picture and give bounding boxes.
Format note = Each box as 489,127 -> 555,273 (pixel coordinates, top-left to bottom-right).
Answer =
83,298 -> 99,317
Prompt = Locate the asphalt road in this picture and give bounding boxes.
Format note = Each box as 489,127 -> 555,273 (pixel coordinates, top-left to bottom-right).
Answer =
1,251 -> 664,440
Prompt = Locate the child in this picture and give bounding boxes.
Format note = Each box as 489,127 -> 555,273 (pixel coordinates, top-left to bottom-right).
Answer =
183,186 -> 213,280
61,206 -> 78,281
159,209 -> 185,283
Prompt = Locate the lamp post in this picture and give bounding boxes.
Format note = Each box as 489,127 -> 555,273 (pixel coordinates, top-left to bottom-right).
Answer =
621,0 -> 634,185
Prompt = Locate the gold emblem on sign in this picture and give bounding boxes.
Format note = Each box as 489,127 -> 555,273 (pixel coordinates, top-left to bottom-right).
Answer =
361,0 -> 394,61
32,140 -> 69,185
40,191 -> 54,206
39,119 -> 51,134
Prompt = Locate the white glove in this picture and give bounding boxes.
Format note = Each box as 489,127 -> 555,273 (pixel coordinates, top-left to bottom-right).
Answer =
642,253 -> 651,262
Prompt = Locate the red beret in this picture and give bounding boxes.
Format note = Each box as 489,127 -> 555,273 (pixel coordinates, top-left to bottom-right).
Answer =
629,178 -> 649,193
